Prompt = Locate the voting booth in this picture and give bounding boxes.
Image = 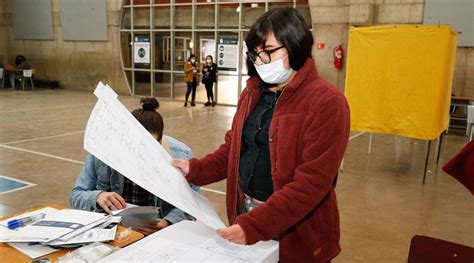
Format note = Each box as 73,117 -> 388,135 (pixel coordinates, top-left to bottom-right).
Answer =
345,25 -> 457,140
344,25 -> 457,181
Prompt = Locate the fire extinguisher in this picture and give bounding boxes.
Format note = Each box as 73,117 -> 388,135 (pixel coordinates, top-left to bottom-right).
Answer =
334,45 -> 343,69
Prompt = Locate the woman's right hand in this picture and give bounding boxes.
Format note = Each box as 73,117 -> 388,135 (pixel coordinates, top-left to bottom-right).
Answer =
171,159 -> 190,175
96,192 -> 126,214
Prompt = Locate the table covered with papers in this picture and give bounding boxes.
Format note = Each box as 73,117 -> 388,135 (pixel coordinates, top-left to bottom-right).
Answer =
1,205 -> 279,262
0,205 -> 144,262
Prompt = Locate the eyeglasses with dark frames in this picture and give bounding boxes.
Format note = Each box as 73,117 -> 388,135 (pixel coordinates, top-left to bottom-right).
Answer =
246,46 -> 285,64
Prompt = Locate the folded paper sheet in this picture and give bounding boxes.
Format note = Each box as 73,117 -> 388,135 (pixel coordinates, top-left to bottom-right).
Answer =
84,83 -> 225,229
345,25 -> 457,140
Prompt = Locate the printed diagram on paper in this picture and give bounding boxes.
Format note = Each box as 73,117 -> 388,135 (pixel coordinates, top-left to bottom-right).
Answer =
83,83 -> 224,229
103,237 -> 273,262
98,221 -> 279,263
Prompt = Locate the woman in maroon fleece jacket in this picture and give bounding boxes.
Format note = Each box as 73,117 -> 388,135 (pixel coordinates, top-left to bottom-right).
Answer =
173,8 -> 350,262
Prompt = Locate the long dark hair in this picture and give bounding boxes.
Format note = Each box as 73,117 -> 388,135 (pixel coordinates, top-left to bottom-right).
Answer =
245,8 -> 313,76
131,97 -> 164,141
205,55 -> 213,64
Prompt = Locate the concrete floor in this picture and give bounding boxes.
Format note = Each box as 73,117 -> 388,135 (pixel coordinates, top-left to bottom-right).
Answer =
0,88 -> 472,262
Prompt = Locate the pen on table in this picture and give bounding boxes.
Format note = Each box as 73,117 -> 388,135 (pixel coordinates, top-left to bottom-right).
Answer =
7,213 -> 46,229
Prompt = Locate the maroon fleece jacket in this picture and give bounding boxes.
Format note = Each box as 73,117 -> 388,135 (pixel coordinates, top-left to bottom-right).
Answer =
186,58 -> 350,262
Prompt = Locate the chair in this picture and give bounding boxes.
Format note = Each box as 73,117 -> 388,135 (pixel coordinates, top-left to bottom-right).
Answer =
21,69 -> 34,90
468,105 -> 474,140
0,68 -> 4,88
408,235 -> 474,262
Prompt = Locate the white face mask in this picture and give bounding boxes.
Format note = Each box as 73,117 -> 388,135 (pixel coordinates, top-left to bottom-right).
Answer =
254,56 -> 293,84
190,59 -> 195,63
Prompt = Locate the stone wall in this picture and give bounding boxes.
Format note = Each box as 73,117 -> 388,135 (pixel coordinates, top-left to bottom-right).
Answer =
0,0 -> 129,94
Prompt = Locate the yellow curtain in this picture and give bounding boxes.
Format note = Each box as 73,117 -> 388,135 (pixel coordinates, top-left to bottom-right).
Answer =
345,25 -> 457,140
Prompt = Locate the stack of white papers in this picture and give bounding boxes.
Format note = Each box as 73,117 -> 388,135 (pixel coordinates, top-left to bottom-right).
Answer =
7,242 -> 59,259
0,207 -> 59,228
0,207 -> 120,259
1,209 -> 108,243
48,217 -> 121,246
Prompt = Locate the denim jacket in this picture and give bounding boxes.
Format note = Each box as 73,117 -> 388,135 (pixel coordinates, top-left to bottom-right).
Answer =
70,135 -> 199,224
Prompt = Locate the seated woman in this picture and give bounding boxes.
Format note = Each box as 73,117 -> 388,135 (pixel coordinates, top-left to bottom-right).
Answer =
8,55 -> 31,88
71,97 -> 198,234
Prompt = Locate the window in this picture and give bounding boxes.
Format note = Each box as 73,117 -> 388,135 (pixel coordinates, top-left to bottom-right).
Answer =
119,0 -> 311,104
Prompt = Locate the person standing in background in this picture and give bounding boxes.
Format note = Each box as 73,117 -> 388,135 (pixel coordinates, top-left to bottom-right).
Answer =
184,54 -> 199,107
202,55 -> 217,107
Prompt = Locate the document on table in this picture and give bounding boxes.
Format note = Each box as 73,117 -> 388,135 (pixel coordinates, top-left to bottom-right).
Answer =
48,224 -> 117,246
98,221 -> 279,263
7,242 -> 59,259
84,82 -> 225,229
0,206 -> 59,227
0,207 -> 60,243
0,207 -> 59,227
0,209 -> 107,243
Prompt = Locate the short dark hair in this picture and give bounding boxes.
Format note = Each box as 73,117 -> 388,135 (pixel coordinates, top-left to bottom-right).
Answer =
15,55 -> 26,67
131,97 -> 164,141
188,54 -> 196,62
245,8 -> 313,76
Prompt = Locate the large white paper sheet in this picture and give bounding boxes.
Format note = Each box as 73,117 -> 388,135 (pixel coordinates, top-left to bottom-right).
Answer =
84,83 -> 225,229
98,221 -> 279,263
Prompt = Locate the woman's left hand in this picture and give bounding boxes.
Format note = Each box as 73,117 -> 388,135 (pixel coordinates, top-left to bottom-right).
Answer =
216,224 -> 246,245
